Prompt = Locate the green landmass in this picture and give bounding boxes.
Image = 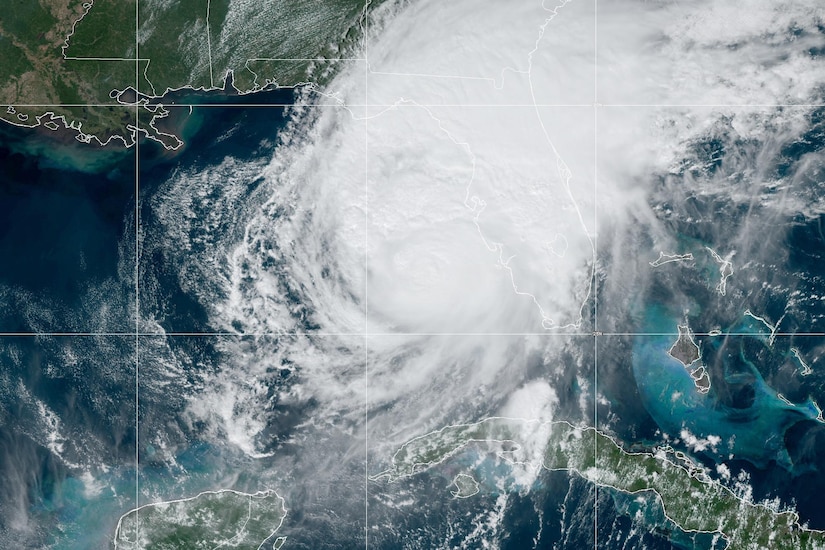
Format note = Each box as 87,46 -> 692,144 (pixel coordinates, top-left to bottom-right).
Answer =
0,0 -> 369,147
113,489 -> 286,550
374,418 -> 825,550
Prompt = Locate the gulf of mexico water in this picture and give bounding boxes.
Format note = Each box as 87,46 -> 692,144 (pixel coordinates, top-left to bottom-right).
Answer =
138,88 -> 297,333
0,120 -> 135,333
0,88 -> 301,548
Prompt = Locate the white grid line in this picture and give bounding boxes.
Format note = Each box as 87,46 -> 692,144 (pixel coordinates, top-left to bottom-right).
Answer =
6,1 -> 825,546
594,0 -> 599,544
364,0 -> 370,547
134,0 -> 141,542
7,103 -> 825,108
0,331 -> 821,337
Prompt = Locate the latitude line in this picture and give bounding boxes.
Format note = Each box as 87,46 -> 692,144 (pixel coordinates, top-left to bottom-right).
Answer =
0,331 -> 821,337
6,5 -> 825,550
7,103 -> 825,108
9,11 -> 825,550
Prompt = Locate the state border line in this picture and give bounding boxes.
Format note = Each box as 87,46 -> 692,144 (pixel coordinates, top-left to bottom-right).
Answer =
12,3 -> 825,546
62,57 -> 365,61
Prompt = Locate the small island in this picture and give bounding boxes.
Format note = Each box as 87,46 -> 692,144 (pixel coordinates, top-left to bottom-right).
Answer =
372,418 -> 825,550
706,247 -> 734,296
668,325 -> 711,393
649,251 -> 694,267
689,365 -> 712,394
450,473 -> 480,498
791,347 -> 813,376
668,325 -> 701,367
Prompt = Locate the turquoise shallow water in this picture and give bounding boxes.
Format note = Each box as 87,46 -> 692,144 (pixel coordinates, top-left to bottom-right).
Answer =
0,89 -> 297,548
633,306 -> 821,471
45,471 -> 135,550
43,442 -> 252,549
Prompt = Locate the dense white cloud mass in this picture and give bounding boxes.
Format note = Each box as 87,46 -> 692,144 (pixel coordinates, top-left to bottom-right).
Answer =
365,105 -> 596,333
367,0 -> 596,106
150,0 -> 825,502
3,0 -> 825,547
185,0 -> 605,454
365,0 -> 601,335
597,0 -> 825,106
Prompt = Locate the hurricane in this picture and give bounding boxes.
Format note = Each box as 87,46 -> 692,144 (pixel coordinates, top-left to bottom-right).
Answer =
2,0 -> 825,547
138,0 -> 825,546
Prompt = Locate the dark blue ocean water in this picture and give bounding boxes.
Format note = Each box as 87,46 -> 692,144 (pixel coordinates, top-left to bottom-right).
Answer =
139,88 -> 295,333
5,84 -> 825,549
0,89 -> 297,548
598,104 -> 825,538
0,123 -> 135,332
626,307 -> 825,531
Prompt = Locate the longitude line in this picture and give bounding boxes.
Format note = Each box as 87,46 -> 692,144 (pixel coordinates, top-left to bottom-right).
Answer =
134,0 -> 141,543
364,1 -> 370,548
593,0 -> 599,547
